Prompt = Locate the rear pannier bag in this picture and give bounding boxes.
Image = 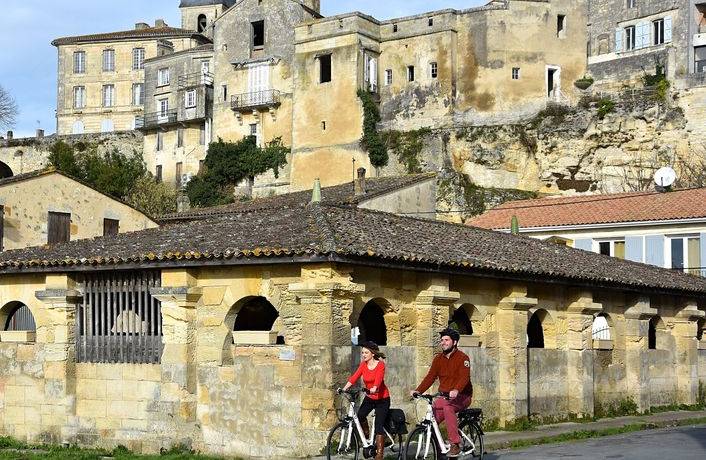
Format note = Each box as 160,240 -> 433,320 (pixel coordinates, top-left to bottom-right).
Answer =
385,408 -> 408,435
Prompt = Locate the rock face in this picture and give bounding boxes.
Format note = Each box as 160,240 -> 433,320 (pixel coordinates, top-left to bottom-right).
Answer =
379,88 -> 703,222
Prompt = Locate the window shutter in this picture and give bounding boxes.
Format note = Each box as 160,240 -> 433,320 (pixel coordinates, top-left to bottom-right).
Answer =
573,238 -> 592,251
644,235 -> 665,267
369,57 -> 378,92
615,28 -> 623,52
625,236 -> 644,262
48,212 -> 71,245
103,218 -> 119,237
637,22 -> 649,49
664,16 -> 672,43
700,233 -> 706,277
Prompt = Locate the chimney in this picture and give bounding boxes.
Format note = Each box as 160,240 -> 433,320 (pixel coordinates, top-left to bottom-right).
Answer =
6,131 -> 12,140
311,178 -> 322,203
36,129 -> 44,139
155,19 -> 167,28
135,22 -> 150,30
354,167 -> 366,196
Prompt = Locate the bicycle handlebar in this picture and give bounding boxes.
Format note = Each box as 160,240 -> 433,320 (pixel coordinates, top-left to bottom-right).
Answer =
412,391 -> 449,402
336,387 -> 371,396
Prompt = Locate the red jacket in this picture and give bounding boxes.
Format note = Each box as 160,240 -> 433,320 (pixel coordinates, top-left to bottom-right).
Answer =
348,360 -> 390,400
415,348 -> 472,396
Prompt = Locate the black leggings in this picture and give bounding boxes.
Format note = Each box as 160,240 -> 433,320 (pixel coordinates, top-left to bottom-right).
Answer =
357,396 -> 391,435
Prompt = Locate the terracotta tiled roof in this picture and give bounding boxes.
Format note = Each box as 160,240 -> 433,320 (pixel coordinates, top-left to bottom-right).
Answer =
159,173 -> 437,222
468,188 -> 706,230
51,27 -> 209,46
2,203 -> 706,296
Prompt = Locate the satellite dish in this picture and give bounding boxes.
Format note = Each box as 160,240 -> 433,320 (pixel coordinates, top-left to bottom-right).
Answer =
654,167 -> 676,189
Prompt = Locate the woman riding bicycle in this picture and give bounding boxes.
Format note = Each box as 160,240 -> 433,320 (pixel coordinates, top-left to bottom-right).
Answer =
341,341 -> 390,460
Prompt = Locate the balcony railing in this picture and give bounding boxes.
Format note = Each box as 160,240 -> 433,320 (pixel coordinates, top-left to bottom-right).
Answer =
135,109 -> 177,129
178,72 -> 214,90
231,89 -> 281,111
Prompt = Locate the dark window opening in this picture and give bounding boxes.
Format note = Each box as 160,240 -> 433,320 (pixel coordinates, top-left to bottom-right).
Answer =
233,297 -> 279,332
392,24 -> 398,33
176,162 -> 183,187
156,165 -> 163,183
648,316 -> 661,350
177,127 -> 184,148
4,302 -> 36,331
428,18 -> 434,27
197,14 -> 208,33
527,312 -> 544,348
599,241 -> 611,256
358,300 -> 387,346
103,218 -> 119,237
252,20 -> 265,49
697,319 -> 705,341
557,14 -> 566,38
320,54 -> 332,83
449,307 -> 473,336
48,211 -> 71,245
407,65 -> 415,82
0,161 -> 13,179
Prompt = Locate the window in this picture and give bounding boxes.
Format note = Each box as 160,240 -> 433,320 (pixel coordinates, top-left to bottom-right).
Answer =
319,54 -> 332,83
430,62 -> 438,79
100,119 -> 114,133
73,86 -> 86,109
47,212 -> 71,245
159,99 -> 169,117
407,65 -> 415,82
252,20 -> 265,50
156,132 -> 163,151
197,14 -> 207,33
156,165 -> 163,183
102,85 -> 114,107
249,123 -> 259,146
321,121 -> 326,131
132,83 -> 144,106
175,162 -> 183,187
512,67 -> 520,80
653,18 -> 665,45
627,0 -> 636,8
669,236 -> 701,274
4,302 -> 36,332
199,124 -> 206,145
222,84 -> 228,102
624,25 -> 636,50
392,24 -> 398,33
73,51 -> 86,74
385,69 -> 393,85
158,68 -> 170,86
177,127 -> 184,148
103,218 -> 119,237
365,54 -> 378,91
597,240 -> 625,259
132,48 -> 145,70
428,17 -> 434,27
185,89 -> 196,108
102,49 -> 115,72
557,15 -> 566,39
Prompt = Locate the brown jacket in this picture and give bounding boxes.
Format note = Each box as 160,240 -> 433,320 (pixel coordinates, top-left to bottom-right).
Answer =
415,348 -> 472,395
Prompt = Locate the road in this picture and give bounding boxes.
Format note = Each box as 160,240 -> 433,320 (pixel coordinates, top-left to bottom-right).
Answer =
485,424 -> 706,459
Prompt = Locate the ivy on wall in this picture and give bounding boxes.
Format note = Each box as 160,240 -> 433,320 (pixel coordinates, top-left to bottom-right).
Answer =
357,89 -> 388,168
382,128 -> 431,174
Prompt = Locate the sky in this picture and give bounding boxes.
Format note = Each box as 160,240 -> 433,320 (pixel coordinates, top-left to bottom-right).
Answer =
0,0 -> 485,137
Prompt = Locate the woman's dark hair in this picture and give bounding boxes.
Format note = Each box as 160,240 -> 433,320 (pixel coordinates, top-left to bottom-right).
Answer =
360,341 -> 386,360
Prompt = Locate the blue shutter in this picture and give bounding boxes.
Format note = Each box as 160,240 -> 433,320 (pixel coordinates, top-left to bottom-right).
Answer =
574,238 -> 592,251
664,16 -> 672,43
625,236 -> 644,262
615,28 -> 623,52
700,233 -> 706,277
645,235 -> 665,267
636,22 -> 647,49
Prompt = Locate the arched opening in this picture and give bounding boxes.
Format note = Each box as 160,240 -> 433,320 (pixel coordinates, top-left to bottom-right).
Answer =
449,305 -> 474,336
233,296 -> 279,332
698,318 -> 705,341
3,302 -> 36,331
527,310 -> 551,349
358,299 -> 387,346
592,313 -> 611,340
197,14 -> 208,33
648,316 -> 666,350
0,161 -> 13,179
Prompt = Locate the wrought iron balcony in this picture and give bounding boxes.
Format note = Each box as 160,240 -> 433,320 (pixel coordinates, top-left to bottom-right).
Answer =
178,72 -> 214,90
231,89 -> 281,111
135,109 -> 178,129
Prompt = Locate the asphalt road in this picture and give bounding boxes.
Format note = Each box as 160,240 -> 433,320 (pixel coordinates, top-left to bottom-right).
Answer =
484,424 -> 706,459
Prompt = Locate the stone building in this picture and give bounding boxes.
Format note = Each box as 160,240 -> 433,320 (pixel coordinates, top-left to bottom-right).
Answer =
0,169 -> 157,251
52,21 -> 210,135
0,191 -> 703,457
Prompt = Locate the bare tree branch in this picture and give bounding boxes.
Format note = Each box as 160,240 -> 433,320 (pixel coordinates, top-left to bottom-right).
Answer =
0,85 -> 18,130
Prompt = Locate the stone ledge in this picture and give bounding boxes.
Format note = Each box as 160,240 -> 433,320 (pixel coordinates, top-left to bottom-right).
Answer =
232,330 -> 278,345
593,339 -> 614,350
459,335 -> 481,347
0,331 -> 36,343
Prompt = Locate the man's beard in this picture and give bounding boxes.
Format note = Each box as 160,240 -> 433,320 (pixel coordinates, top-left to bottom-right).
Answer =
442,345 -> 455,355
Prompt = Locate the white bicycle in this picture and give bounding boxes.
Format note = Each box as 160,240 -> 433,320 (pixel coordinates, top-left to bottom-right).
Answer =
404,392 -> 484,459
326,387 -> 405,459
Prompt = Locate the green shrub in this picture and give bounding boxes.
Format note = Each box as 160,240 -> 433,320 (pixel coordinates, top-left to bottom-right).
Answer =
574,76 -> 595,90
357,89 -> 388,168
597,98 -> 615,119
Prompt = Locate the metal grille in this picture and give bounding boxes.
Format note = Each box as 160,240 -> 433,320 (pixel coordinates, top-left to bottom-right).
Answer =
5,304 -> 36,331
76,271 -> 163,364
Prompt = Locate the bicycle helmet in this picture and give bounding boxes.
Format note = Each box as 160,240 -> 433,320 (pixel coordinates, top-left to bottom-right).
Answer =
439,327 -> 460,342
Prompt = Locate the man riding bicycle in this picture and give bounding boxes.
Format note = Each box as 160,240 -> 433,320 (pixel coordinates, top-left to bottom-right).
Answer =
410,327 -> 472,457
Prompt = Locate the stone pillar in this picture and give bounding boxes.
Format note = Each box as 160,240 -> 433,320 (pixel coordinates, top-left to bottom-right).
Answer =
491,285 -> 537,424
151,269 -> 202,422
413,282 -> 459,382
34,273 -> 82,442
564,290 -> 602,417
623,296 -> 657,412
287,265 -> 364,448
673,302 -> 705,405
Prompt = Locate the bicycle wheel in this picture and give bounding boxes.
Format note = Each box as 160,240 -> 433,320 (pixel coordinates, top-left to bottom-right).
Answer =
326,421 -> 359,460
458,420 -> 483,459
404,426 -> 439,460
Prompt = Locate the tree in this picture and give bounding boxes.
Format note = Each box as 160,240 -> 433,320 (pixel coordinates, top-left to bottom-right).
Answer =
0,85 -> 18,129
124,176 -> 178,216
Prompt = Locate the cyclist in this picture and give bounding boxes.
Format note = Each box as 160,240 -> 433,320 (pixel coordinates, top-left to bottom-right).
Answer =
410,327 -> 472,457
341,341 -> 390,460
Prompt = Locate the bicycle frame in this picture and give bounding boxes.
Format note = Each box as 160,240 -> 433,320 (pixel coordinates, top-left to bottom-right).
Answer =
412,394 -> 477,457
336,391 -> 397,451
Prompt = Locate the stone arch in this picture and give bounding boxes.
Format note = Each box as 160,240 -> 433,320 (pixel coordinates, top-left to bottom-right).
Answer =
449,304 -> 477,336
698,318 -> 706,341
357,298 -> 389,346
527,309 -> 556,349
1,301 -> 36,331
0,161 -> 12,179
592,313 -> 612,340
197,14 -> 208,33
648,315 -> 667,350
